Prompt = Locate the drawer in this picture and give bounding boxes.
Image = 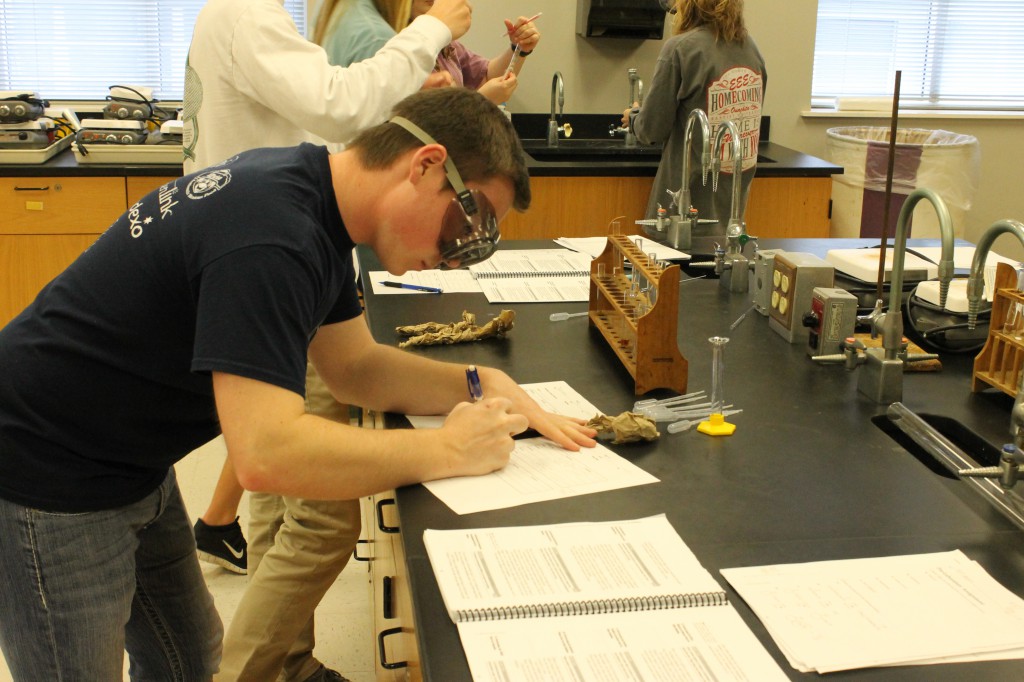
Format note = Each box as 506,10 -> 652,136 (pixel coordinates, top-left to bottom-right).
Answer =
0,233 -> 101,325
0,176 -> 126,234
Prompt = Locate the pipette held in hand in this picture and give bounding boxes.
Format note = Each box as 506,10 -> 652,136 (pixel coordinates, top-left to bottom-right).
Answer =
503,44 -> 522,78
465,365 -> 483,402
549,312 -> 588,322
502,12 -> 542,37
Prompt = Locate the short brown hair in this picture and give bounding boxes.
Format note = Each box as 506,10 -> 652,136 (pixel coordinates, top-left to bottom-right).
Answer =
673,0 -> 748,43
348,88 -> 531,212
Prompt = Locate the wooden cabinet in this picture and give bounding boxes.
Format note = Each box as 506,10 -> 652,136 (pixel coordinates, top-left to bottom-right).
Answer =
499,175 -> 832,241
0,176 -> 125,234
0,174 -> 178,325
745,176 -> 833,238
501,176 -> 652,240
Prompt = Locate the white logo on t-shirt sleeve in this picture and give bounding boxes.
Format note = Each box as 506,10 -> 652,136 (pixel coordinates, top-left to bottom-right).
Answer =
186,169 -> 232,200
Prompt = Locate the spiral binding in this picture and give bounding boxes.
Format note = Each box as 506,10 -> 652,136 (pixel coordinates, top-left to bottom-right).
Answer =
455,591 -> 728,621
472,270 -> 588,279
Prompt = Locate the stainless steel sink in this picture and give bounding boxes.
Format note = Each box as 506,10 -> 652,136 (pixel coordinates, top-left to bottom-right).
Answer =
874,403 -> 1024,529
519,138 -> 776,165
520,138 -> 662,162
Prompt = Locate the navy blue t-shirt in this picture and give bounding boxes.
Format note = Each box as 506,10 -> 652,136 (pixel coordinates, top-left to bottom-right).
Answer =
0,144 -> 361,512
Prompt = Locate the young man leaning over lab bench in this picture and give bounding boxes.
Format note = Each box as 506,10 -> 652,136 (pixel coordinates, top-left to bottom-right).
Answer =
0,87 -> 597,682
185,1 -> 473,679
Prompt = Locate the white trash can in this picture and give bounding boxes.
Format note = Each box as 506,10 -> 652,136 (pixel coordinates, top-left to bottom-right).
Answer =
826,127 -> 980,239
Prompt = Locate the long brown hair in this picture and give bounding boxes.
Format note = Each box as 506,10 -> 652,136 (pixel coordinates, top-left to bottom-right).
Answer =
312,0 -> 411,47
672,0 -> 747,43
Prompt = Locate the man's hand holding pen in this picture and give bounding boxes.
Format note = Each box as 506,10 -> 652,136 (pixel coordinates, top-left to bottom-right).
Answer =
464,366 -> 599,451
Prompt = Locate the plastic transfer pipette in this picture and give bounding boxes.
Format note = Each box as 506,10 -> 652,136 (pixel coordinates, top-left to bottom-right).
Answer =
549,311 -> 588,322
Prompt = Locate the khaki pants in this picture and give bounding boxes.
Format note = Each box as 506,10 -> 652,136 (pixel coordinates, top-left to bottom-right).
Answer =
216,363 -> 361,682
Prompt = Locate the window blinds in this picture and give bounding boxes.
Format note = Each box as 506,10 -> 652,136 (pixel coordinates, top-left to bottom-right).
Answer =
0,1 -> 306,101
813,0 -> 1024,110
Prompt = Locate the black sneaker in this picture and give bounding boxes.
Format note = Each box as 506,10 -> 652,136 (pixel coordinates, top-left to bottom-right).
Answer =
301,666 -> 350,682
193,517 -> 247,574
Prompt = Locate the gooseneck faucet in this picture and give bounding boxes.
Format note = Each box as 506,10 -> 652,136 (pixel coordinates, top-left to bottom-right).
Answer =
547,71 -> 567,146
963,219 -> 1024,464
711,121 -> 744,249
662,110 -> 711,251
709,121 -> 750,293
625,69 -> 643,147
965,219 -> 1024,330
858,187 -> 955,403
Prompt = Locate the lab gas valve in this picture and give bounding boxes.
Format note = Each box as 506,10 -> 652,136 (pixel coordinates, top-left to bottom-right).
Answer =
803,287 -> 858,357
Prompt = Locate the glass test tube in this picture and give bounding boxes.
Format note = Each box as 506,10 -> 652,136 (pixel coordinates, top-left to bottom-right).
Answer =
708,336 -> 729,414
1004,267 -> 1024,339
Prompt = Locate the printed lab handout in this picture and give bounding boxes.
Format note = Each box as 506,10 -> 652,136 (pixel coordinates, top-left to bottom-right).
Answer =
406,381 -> 658,514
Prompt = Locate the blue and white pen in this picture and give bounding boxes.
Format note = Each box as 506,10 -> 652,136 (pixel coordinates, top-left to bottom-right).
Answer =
465,365 -> 483,402
381,281 -> 442,294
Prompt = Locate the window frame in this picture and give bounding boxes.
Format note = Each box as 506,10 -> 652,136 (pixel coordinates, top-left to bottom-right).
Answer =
811,0 -> 1024,114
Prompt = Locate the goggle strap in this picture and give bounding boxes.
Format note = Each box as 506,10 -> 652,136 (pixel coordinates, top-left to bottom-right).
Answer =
389,116 -> 473,204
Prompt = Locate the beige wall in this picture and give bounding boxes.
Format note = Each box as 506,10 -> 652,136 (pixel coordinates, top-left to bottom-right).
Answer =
464,0 -> 1024,258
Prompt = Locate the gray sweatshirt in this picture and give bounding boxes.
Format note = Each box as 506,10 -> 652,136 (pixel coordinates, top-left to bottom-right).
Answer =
632,27 -> 767,242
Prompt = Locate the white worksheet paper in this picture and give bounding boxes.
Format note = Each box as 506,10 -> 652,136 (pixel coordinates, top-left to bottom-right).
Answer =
366,269 -> 482,294
554,236 -> 691,260
721,549 -> 1024,673
406,381 -> 659,515
457,607 -> 787,682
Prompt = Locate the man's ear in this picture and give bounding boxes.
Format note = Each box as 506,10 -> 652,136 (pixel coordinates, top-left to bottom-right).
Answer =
408,144 -> 449,186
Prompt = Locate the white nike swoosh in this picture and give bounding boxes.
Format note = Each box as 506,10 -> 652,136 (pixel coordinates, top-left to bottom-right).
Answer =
222,540 -> 245,559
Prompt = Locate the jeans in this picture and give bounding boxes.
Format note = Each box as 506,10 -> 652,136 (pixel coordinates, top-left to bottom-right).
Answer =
0,468 -> 222,681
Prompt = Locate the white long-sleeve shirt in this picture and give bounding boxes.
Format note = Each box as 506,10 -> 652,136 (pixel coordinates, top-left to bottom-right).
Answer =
183,0 -> 450,172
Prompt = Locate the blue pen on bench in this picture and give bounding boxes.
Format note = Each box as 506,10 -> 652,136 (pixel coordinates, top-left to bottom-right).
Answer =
381,281 -> 443,294
465,365 -> 483,402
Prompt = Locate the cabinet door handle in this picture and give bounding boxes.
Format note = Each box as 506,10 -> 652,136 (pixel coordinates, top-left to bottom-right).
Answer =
382,575 -> 395,619
352,538 -> 372,562
377,627 -> 408,670
13,185 -> 50,191
375,498 -> 399,533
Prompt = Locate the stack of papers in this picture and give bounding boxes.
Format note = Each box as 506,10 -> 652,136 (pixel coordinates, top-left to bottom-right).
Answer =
721,550 -> 1024,673
364,238 -> 690,302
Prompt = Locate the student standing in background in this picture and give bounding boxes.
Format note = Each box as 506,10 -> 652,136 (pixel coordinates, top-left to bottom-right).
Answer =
624,0 -> 766,243
183,1 -> 472,680
409,0 -> 541,104
315,0 -> 419,70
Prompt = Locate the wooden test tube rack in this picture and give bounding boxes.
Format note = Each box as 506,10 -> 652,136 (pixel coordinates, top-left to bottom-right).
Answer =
973,261 -> 1024,397
589,235 -> 688,395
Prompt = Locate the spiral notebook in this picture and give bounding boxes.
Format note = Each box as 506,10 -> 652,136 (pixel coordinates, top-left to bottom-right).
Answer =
425,514 -> 788,681
468,248 -> 592,302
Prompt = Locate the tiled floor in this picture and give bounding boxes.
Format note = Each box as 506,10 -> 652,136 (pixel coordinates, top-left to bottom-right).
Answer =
0,436 -> 376,682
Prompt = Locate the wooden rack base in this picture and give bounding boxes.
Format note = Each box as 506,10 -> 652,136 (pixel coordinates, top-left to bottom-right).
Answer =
973,261 -> 1024,397
589,235 -> 688,396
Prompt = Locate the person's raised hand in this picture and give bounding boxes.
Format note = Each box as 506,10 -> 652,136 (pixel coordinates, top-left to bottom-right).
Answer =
505,16 -> 540,54
428,0 -> 473,41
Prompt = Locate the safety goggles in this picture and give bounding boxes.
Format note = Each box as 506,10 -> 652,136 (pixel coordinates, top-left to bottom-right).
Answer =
389,116 -> 500,269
